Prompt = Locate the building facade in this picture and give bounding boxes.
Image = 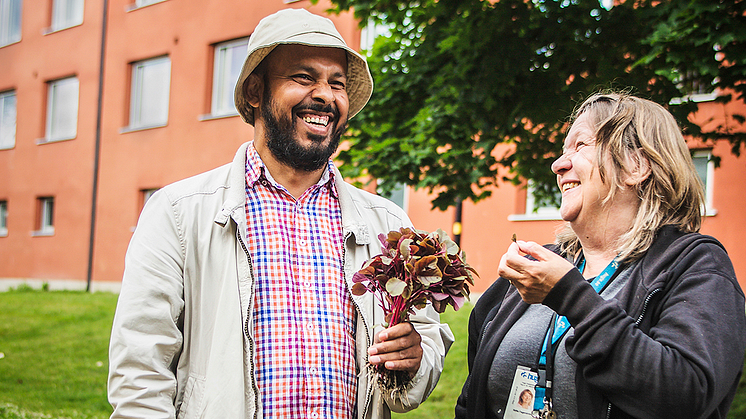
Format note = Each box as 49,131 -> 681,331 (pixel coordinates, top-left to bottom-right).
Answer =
1,0 -> 744,294
0,0 -> 360,291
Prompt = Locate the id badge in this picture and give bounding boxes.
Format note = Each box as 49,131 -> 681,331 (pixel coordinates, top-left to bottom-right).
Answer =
504,365 -> 538,418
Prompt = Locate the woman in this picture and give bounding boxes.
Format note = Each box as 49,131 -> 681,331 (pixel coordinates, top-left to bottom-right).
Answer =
455,92 -> 746,419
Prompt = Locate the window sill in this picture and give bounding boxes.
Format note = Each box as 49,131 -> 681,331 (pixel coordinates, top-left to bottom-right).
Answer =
120,123 -> 168,134
43,22 -> 83,35
0,39 -> 21,48
31,229 -> 55,237
198,112 -> 239,121
0,229 -> 7,237
508,213 -> 562,222
37,136 -> 76,145
669,92 -> 719,105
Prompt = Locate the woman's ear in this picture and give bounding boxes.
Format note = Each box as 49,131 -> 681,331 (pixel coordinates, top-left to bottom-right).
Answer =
624,150 -> 651,186
244,74 -> 263,109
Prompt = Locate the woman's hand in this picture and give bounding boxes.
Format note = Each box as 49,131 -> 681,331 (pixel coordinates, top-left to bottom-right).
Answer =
498,240 -> 575,304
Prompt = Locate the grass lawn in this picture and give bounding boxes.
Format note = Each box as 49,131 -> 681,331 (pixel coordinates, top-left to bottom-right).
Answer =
0,287 -> 117,419
0,287 -> 744,418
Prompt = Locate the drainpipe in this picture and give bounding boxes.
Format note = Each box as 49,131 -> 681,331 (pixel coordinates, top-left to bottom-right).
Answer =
86,0 -> 109,292
452,199 -> 463,247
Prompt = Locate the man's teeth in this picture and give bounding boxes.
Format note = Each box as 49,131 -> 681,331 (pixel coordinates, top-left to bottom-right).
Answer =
302,115 -> 329,126
562,182 -> 580,192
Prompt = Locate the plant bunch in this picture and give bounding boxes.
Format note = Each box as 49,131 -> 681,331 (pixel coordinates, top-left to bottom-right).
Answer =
352,227 -> 477,391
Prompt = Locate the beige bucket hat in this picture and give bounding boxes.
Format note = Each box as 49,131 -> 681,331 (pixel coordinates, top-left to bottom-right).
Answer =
234,8 -> 374,126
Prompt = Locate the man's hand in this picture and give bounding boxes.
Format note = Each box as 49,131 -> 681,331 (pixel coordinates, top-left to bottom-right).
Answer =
368,322 -> 423,377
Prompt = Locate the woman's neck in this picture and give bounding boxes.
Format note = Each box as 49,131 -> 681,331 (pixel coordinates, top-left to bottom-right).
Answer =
580,246 -> 617,278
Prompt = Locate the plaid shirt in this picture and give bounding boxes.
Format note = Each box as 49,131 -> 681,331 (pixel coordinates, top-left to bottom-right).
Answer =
245,142 -> 357,418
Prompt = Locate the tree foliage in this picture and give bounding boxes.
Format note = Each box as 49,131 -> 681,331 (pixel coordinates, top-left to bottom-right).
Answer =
316,0 -> 746,210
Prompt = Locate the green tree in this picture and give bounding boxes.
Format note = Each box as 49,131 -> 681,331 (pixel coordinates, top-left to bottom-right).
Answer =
316,0 -> 745,210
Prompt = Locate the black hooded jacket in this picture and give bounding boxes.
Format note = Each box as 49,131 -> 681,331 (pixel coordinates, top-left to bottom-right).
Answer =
455,226 -> 746,419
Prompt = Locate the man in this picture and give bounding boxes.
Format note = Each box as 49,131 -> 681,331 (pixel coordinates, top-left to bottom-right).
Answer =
108,8 -> 453,419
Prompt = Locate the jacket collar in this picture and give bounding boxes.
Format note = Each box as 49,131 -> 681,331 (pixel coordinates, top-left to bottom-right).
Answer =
331,163 -> 371,246
214,142 -> 373,247
214,142 -> 251,227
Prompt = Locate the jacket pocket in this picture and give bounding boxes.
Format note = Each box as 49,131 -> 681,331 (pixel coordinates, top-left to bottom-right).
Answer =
176,374 -> 205,419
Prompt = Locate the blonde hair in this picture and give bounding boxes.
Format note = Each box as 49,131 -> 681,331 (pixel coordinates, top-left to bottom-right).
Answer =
556,92 -> 705,262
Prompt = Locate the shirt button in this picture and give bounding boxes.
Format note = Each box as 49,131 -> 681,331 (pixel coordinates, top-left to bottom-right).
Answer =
298,239 -> 307,246
304,281 -> 312,288
306,322 -> 314,331
309,367 -> 317,375
311,413 -> 319,419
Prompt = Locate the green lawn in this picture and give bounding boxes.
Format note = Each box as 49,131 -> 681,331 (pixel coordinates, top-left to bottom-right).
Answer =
0,288 -> 744,419
0,287 -> 117,419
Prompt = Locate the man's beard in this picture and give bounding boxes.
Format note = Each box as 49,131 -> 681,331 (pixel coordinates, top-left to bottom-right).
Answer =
261,92 -> 347,173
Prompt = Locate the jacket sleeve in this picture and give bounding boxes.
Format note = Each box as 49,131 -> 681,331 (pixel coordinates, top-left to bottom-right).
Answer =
108,189 -> 185,418
383,303 -> 455,412
454,276 -> 511,419
543,242 -> 746,418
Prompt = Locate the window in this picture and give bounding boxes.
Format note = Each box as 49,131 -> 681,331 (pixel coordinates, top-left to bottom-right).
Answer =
508,181 -> 562,221
0,90 -> 16,149
141,188 -> 158,210
692,149 -> 716,215
377,180 -> 407,211
129,56 -> 171,129
211,38 -> 248,117
0,0 -> 22,47
36,197 -> 54,235
525,181 -> 561,217
360,19 -> 391,53
51,0 -> 83,31
45,77 -> 79,142
0,200 -> 7,236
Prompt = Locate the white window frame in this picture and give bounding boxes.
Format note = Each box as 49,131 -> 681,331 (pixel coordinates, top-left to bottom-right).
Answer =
128,56 -> 171,130
508,181 -> 562,221
0,200 -> 7,237
141,188 -> 158,208
35,197 -> 55,236
44,76 -> 79,142
51,0 -> 84,32
692,149 -> 717,216
210,38 -> 248,117
0,0 -> 22,47
0,90 -> 16,150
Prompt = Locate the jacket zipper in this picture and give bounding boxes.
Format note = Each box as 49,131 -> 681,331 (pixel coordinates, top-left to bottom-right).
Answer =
237,229 -> 260,419
342,231 -> 374,419
605,287 -> 662,418
635,288 -> 662,325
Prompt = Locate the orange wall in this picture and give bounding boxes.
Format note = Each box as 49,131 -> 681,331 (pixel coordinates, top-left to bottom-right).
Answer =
91,0 -> 361,284
0,0 -> 104,280
0,0 -> 360,286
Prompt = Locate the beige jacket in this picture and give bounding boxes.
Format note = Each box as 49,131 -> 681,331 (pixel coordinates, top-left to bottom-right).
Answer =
108,142 -> 454,419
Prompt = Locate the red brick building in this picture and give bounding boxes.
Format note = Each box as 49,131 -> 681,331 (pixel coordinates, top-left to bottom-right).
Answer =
1,0 -> 744,294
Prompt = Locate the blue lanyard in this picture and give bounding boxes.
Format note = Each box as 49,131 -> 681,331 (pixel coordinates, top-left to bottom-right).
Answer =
534,256 -> 620,411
